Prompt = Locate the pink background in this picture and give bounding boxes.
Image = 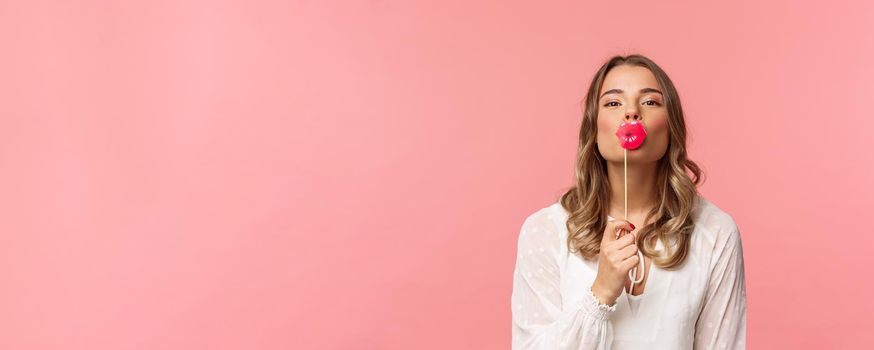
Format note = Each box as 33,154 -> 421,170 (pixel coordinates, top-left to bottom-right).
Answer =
1,0 -> 872,349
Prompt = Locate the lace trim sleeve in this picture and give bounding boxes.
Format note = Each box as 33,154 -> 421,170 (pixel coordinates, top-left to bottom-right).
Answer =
582,286 -> 618,321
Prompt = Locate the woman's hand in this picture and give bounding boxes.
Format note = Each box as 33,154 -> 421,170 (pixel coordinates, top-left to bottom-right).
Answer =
590,219 -> 638,306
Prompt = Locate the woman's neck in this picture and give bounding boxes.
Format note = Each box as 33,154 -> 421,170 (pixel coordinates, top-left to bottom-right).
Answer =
606,159 -> 659,218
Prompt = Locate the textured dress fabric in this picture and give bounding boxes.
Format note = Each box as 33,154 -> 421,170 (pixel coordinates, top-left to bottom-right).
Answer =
511,195 -> 747,349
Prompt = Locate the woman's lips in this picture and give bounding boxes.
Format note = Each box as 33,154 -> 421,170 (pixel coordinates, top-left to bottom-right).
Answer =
615,121 -> 647,150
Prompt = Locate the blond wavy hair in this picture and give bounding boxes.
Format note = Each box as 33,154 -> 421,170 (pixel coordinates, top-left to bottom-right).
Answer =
559,54 -> 705,269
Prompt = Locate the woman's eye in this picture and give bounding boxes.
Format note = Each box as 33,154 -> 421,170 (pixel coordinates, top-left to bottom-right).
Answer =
643,100 -> 661,106
604,101 -> 620,107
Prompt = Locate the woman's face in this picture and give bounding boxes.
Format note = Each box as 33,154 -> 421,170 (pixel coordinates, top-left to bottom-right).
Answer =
596,65 -> 670,163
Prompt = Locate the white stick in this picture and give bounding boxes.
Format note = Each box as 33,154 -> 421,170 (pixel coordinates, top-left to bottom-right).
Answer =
624,148 -> 645,296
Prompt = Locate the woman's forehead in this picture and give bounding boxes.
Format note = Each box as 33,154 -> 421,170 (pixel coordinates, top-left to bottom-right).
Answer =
601,65 -> 659,91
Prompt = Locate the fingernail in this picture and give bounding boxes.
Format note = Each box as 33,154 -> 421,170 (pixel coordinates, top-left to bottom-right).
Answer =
630,223 -> 636,229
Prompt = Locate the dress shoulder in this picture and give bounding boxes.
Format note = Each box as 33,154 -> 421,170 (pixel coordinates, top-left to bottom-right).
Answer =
693,195 -> 741,245
516,202 -> 567,250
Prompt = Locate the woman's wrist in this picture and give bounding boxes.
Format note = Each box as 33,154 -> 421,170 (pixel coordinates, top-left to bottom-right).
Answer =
590,281 -> 618,306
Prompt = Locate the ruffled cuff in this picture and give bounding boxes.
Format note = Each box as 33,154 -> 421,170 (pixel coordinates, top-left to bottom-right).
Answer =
580,286 -> 618,321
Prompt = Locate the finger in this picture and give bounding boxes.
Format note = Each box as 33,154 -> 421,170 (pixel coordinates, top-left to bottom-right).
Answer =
617,242 -> 639,260
611,220 -> 636,239
603,220 -> 637,248
621,253 -> 641,271
609,230 -> 637,250
603,224 -> 621,244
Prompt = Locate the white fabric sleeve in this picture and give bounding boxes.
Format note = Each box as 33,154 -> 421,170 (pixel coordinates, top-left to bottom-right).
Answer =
694,221 -> 747,349
511,210 -> 617,349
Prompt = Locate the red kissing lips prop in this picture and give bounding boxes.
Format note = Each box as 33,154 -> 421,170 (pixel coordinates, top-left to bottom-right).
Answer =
615,121 -> 647,150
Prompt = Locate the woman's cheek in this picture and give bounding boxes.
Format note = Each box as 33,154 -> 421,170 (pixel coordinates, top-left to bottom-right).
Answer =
648,115 -> 669,135
651,118 -> 670,151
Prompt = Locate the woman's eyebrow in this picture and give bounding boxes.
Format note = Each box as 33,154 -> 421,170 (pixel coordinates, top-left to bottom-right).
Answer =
600,88 -> 663,99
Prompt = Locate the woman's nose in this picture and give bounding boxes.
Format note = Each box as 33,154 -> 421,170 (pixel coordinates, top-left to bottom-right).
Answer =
625,113 -> 641,121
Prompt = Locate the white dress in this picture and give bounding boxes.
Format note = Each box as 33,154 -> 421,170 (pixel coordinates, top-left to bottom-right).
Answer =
511,195 -> 746,349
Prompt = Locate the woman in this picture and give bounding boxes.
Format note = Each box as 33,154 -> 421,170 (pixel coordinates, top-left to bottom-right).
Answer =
511,54 -> 746,349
